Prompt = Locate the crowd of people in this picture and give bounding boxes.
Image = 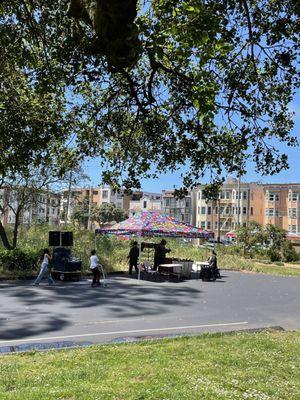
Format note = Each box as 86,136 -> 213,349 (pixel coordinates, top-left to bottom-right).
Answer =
33,239 -> 219,287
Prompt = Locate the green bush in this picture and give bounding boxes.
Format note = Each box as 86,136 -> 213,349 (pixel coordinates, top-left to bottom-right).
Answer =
0,248 -> 40,271
267,247 -> 282,262
282,241 -> 299,262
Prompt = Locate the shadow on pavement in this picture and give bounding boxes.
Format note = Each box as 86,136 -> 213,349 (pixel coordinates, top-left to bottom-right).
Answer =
0,275 -> 204,340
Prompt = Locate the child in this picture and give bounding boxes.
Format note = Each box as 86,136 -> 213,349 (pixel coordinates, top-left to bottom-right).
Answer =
90,249 -> 101,287
34,248 -> 55,286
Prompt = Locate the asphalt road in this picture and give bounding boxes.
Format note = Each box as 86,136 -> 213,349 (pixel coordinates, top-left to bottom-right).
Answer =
0,271 -> 299,348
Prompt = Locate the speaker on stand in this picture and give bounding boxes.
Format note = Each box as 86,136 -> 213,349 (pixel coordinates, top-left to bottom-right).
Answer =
61,231 -> 73,247
49,231 -> 61,247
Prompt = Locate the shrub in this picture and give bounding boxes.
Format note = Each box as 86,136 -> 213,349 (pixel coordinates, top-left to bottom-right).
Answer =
267,247 -> 282,262
282,241 -> 299,262
0,248 -> 40,271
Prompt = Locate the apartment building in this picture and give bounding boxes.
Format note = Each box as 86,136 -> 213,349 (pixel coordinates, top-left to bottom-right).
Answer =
0,188 -> 60,226
60,186 -> 131,222
194,178 -> 264,236
129,191 -> 162,216
263,184 -> 300,234
161,190 -> 194,224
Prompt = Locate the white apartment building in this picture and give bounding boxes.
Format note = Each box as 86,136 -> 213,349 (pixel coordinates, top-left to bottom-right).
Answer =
0,188 -> 60,226
161,190 -> 194,224
129,192 -> 162,216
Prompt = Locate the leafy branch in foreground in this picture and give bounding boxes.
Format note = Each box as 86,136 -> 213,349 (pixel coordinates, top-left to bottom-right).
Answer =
1,0 -> 299,193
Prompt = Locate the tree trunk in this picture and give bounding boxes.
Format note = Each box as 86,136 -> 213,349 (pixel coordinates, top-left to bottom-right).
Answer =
0,220 -> 12,250
12,209 -> 21,249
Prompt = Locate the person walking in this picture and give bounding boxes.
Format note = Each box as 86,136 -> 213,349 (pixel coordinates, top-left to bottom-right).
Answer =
90,249 -> 101,287
127,241 -> 139,275
34,248 -> 55,286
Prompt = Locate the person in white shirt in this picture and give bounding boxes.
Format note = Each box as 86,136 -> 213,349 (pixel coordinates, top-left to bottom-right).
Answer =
90,249 -> 100,287
34,248 -> 55,286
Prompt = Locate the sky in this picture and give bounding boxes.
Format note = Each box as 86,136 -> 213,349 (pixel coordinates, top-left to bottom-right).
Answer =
83,92 -> 300,192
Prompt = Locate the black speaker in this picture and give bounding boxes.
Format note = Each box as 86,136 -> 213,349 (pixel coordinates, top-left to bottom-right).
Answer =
61,231 -> 73,247
49,231 -> 61,247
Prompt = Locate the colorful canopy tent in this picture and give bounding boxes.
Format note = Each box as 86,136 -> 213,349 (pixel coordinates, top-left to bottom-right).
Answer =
95,211 -> 212,238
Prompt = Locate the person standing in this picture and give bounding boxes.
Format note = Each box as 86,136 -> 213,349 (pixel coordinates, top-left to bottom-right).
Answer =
208,250 -> 220,280
34,248 -> 55,286
154,239 -> 171,270
127,241 -> 139,275
90,249 -> 101,287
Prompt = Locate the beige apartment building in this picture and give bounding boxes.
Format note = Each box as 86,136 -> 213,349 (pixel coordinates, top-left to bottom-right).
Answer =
263,184 -> 300,234
195,179 -> 300,237
194,178 -> 264,236
60,186 -> 131,222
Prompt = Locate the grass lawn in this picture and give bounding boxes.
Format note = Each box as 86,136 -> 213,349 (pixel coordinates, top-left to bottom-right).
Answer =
220,258 -> 300,277
0,331 -> 299,400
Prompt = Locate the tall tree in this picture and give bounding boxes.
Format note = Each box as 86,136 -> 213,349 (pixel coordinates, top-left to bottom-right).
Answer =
1,1 -> 299,194
91,203 -> 128,226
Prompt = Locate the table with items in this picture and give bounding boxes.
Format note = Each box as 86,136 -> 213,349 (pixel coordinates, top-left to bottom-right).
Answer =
158,263 -> 183,281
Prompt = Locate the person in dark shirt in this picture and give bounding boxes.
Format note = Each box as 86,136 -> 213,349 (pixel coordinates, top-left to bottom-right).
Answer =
127,241 -> 139,275
208,250 -> 220,279
154,239 -> 171,270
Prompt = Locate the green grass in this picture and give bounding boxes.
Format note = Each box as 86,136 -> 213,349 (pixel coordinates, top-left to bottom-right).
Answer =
1,225 -> 300,278
0,331 -> 299,399
218,254 -> 300,277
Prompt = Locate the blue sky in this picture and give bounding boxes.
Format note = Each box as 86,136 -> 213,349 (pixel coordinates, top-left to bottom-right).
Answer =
84,93 -> 300,192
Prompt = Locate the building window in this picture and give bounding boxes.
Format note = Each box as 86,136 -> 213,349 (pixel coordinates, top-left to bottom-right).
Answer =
207,206 -> 211,215
226,191 -> 231,199
93,191 -> 98,195
198,191 -> 201,200
289,208 -> 297,218
200,221 -> 206,229
207,221 -> 211,230
275,210 -> 280,217
215,207 -> 218,214
102,190 -> 108,199
292,193 -> 298,202
143,201 -> 147,209
243,191 -> 247,200
165,199 -> 170,207
215,221 -> 218,229
268,208 -> 274,217
288,192 -> 292,201
243,207 -> 247,215
250,207 -> 253,215
289,225 -> 297,233
201,206 -> 206,215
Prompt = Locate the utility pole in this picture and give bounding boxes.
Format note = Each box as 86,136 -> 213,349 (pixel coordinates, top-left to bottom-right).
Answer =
65,171 -> 73,225
87,186 -> 92,230
217,197 -> 221,243
237,175 -> 241,228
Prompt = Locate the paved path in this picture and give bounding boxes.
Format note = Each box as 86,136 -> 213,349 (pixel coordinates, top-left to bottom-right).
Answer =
0,271 -> 299,347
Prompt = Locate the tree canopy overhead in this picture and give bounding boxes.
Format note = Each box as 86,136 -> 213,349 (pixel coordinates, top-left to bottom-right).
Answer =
1,0 -> 299,192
